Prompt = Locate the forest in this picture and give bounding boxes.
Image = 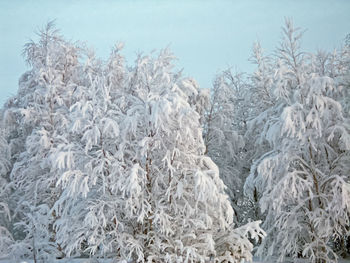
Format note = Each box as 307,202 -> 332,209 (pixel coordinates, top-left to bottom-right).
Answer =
0,20 -> 349,263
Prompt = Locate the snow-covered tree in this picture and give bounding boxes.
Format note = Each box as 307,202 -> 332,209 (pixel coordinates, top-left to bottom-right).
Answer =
49,46 -> 265,262
242,42 -> 279,223
203,73 -> 244,208
203,69 -> 269,226
203,44 -> 277,226
245,19 -> 350,263
0,113 -> 13,258
3,22 -> 83,260
51,46 -> 124,258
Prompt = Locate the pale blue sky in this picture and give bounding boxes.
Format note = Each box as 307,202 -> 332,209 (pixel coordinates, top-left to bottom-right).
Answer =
1,0 -> 350,105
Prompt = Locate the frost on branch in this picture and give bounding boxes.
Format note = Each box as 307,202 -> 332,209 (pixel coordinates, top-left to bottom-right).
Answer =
244,19 -> 350,263
2,22 -> 84,260
0,23 -> 264,262
52,48 -> 265,262
0,119 -> 13,258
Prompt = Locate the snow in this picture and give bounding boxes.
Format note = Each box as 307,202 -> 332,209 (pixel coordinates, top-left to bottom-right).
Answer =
1,259 -> 350,263
1,18 -> 350,263
0,259 -> 118,263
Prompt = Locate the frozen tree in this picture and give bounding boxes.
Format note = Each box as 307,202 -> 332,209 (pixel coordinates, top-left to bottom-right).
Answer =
3,22 -> 83,260
50,46 -> 265,262
203,69 -> 270,226
0,114 -> 13,258
0,21 -> 268,262
340,35 -> 350,118
202,41 -> 280,226
203,73 -> 244,210
204,44 -> 277,226
242,42 -> 279,223
51,46 -> 124,258
249,42 -> 276,114
245,19 -> 350,263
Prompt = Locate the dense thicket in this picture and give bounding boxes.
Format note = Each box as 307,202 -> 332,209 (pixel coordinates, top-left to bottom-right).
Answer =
246,20 -> 350,263
203,20 -> 350,263
0,23 -> 264,263
0,20 -> 349,263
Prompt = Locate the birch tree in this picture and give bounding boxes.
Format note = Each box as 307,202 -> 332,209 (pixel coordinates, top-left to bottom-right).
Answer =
0,115 -> 13,258
52,48 -> 265,262
3,22 -> 83,260
245,19 -> 350,263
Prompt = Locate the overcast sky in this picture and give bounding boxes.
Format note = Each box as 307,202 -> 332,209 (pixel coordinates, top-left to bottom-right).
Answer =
1,0 -> 350,105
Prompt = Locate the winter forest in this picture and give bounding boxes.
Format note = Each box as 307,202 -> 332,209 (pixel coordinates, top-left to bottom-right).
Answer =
0,19 -> 349,263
